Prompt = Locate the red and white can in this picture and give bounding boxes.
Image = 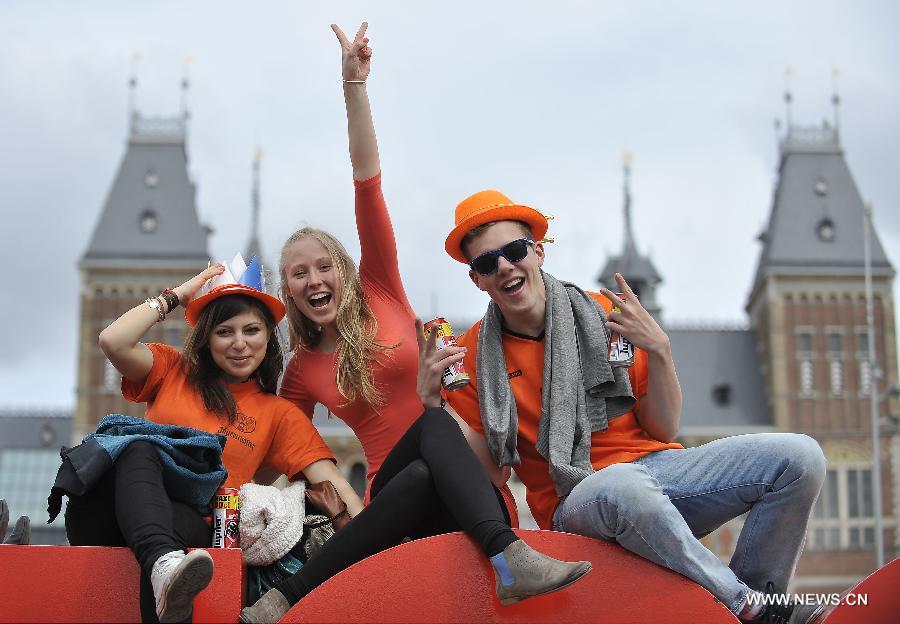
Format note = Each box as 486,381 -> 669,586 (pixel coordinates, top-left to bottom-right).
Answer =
212,487 -> 240,548
608,293 -> 635,368
423,317 -> 470,391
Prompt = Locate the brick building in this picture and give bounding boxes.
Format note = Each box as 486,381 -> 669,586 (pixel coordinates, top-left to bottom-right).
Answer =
75,109 -> 210,440
601,108 -> 898,592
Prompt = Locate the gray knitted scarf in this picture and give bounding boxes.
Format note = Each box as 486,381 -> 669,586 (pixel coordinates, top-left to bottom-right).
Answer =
476,271 -> 635,497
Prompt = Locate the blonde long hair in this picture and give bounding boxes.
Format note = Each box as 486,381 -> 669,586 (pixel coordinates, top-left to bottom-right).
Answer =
279,227 -> 394,409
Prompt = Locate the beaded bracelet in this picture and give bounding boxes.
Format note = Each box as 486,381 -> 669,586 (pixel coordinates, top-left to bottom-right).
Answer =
161,288 -> 180,313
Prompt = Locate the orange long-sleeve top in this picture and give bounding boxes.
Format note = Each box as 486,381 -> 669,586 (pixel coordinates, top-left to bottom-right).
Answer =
279,174 -> 422,485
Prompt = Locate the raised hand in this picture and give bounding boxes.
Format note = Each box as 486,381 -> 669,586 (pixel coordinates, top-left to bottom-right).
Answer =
600,273 -> 670,355
332,22 -> 372,82
415,318 -> 466,409
173,264 -> 225,306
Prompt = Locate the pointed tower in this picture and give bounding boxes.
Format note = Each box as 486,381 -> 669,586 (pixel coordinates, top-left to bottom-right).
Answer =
245,148 -> 264,267
75,77 -> 210,439
746,92 -> 897,562
597,153 -> 663,321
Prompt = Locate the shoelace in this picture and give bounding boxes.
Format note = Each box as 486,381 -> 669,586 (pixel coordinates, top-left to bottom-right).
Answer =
151,551 -> 185,596
762,581 -> 794,624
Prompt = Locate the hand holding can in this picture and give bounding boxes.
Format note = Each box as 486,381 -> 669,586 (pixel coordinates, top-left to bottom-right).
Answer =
608,293 -> 635,368
422,318 -> 470,391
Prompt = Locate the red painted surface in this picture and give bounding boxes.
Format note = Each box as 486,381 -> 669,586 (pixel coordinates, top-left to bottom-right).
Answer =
6,534 -> 893,623
285,530 -> 740,624
0,545 -> 244,623
820,557 -> 900,624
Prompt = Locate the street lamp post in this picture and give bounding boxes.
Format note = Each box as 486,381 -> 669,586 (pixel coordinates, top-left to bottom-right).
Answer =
862,203 -> 884,569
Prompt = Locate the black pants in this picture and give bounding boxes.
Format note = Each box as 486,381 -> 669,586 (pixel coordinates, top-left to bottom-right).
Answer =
65,441 -> 211,623
275,407 -> 518,605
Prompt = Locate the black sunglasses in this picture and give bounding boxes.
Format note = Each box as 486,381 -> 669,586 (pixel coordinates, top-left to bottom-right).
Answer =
468,238 -> 536,276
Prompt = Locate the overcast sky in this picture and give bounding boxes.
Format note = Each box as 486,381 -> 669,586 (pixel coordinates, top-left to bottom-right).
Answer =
1,1 -> 898,409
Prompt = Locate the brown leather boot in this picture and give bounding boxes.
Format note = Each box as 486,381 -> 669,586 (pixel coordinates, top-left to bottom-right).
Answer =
494,539 -> 592,606
239,588 -> 291,624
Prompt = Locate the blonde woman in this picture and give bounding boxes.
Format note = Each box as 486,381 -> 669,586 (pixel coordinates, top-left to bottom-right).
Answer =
240,23 -> 591,621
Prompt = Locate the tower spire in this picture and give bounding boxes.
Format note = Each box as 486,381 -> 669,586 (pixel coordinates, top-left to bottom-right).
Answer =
180,56 -> 192,123
128,52 -> 140,131
245,147 -> 263,264
622,151 -> 637,254
596,150 -> 663,320
783,67 -> 794,129
831,67 -> 841,134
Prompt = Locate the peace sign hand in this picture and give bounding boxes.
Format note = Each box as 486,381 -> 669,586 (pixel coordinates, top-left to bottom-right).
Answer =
599,273 -> 670,355
415,318 -> 466,409
331,22 -> 372,82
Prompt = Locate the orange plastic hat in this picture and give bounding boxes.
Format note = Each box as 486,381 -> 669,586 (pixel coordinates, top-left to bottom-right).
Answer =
444,190 -> 548,264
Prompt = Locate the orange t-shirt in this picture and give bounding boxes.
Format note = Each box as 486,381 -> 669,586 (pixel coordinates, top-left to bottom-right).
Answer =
122,343 -> 335,488
447,292 -> 683,530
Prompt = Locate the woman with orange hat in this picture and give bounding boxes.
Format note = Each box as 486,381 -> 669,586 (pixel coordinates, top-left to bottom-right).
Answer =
62,260 -> 364,623
242,22 -> 591,623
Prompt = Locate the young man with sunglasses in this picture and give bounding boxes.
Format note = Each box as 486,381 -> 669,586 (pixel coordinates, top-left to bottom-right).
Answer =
417,189 -> 827,623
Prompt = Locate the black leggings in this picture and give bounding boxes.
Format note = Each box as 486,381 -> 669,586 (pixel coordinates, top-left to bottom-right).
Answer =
65,441 -> 211,623
275,407 -> 518,605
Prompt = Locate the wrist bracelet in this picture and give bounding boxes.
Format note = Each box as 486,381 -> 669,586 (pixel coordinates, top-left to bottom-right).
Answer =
145,297 -> 165,322
343,79 -> 365,84
161,288 -> 180,313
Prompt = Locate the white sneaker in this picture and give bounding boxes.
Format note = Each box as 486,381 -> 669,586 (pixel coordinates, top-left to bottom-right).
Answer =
150,549 -> 214,623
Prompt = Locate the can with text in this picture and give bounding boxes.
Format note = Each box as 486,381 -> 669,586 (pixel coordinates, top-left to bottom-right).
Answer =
212,487 -> 240,548
608,293 -> 635,368
423,317 -> 470,391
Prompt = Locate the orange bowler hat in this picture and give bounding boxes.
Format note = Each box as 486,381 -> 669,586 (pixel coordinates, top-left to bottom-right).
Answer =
445,190 -> 549,264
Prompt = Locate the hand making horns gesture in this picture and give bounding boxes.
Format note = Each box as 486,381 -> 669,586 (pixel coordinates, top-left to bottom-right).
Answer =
332,22 -> 372,82
600,272 -> 669,354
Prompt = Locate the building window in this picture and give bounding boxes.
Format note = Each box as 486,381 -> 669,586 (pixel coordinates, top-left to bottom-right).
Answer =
808,466 -> 877,551
712,384 -> 731,407
828,332 -> 842,354
0,449 -> 65,524
799,360 -> 814,396
857,331 -> 869,356
858,361 -> 872,397
857,332 -> 872,396
830,361 -> 843,396
797,330 -> 814,397
816,218 -> 835,242
103,358 -> 120,394
139,209 -> 159,233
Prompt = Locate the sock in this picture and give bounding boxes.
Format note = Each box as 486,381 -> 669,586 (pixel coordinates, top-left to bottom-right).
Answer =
737,590 -> 765,622
490,552 -> 516,587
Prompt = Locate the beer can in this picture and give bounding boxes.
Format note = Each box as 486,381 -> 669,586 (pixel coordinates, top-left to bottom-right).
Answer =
423,317 -> 470,391
608,293 -> 635,368
212,487 -> 240,548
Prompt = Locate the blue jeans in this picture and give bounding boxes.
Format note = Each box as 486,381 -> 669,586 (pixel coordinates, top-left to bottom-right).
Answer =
552,433 -> 825,615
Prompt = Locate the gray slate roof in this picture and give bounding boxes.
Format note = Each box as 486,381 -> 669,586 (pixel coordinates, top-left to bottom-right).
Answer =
597,252 -> 663,288
0,409 -> 72,450
82,115 -> 209,263
668,328 -> 772,434
751,124 -> 894,291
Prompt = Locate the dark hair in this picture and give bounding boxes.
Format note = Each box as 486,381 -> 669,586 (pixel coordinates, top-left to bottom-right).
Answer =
460,220 -> 534,261
181,294 -> 283,424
